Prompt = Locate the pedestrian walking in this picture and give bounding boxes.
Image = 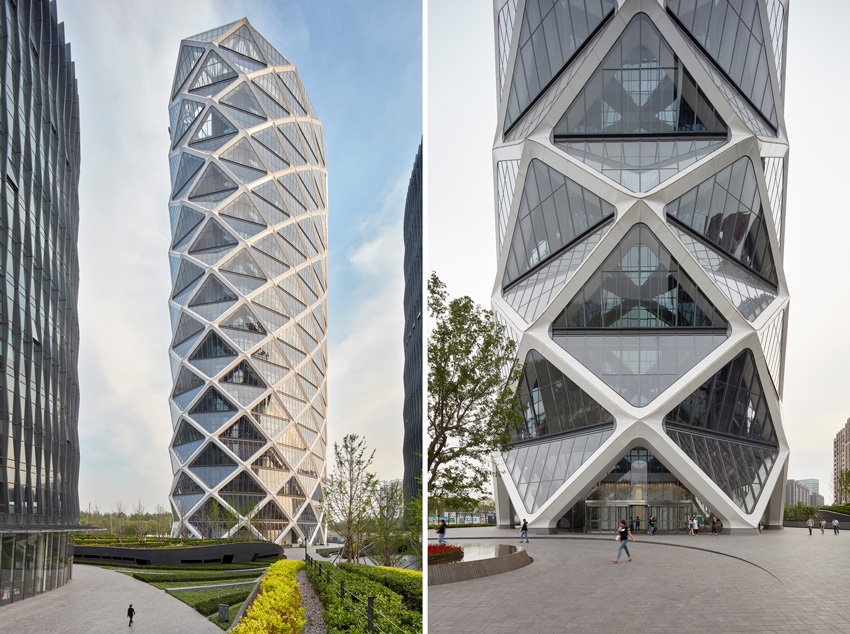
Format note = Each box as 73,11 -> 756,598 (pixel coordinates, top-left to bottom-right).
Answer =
650,516 -> 657,536
688,516 -> 694,536
635,517 -> 641,532
710,516 -> 718,536
820,518 -> 826,534
127,604 -> 136,627
833,518 -> 840,535
520,519 -> 529,543
807,515 -> 814,535
612,520 -> 636,563
436,520 -> 447,545
693,516 -> 699,536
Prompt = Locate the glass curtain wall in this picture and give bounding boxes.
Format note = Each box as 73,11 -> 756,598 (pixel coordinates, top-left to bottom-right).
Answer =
0,532 -> 73,606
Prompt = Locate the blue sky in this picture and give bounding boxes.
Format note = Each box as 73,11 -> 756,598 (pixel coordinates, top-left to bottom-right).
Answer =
55,0 -> 421,512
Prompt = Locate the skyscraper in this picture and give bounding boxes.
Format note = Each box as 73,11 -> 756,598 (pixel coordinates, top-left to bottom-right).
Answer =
0,0 -> 81,604
835,419 -> 850,504
167,19 -> 328,545
491,0 -> 789,534
403,142 -> 423,508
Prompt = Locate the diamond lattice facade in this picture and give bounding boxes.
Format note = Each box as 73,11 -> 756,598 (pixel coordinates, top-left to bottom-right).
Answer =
0,0 -> 80,604
492,0 -> 789,534
167,19 -> 328,545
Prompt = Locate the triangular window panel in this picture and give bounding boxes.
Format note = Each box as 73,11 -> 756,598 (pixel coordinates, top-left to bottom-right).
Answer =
190,331 -> 238,360
189,107 -> 238,153
298,171 -> 318,210
190,50 -> 238,97
666,156 -> 777,285
666,429 -> 777,515
504,426 -> 613,514
252,340 -> 288,368
222,82 -> 266,118
252,126 -> 289,173
252,448 -> 288,489
253,286 -> 289,317
253,75 -> 288,113
222,105 -> 266,131
173,366 -> 205,398
189,217 -> 238,254
172,44 -> 205,98
172,471 -> 204,495
665,348 -> 777,445
172,206 -> 205,249
189,163 -> 239,204
671,226 -> 776,322
252,181 -> 289,225
278,123 -> 307,167
762,157 -> 784,243
172,99 -> 205,148
220,416 -> 266,461
220,46 -> 264,74
189,276 -> 238,307
221,25 -> 266,64
253,81 -> 288,120
253,31 -> 289,67
278,224 -> 308,267
190,387 -> 238,415
172,153 -> 205,199
221,137 -> 265,172
278,71 -> 307,116
221,360 -> 267,388
553,14 -> 728,192
668,0 -> 777,128
552,224 -> 729,407
173,313 -> 205,348
187,21 -> 239,43
758,307 -> 784,393
222,304 -> 266,335
504,223 -> 610,324
221,192 -> 265,226
221,249 -> 266,280
504,0 -> 615,133
516,350 -> 615,442
503,159 -> 616,287
221,471 -> 265,494
298,122 -> 320,165
554,224 -> 728,329
173,419 -> 205,448
172,260 -> 205,300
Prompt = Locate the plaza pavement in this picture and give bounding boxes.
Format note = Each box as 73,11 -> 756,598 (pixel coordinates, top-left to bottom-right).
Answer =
0,563 -> 223,633
428,526 -> 850,634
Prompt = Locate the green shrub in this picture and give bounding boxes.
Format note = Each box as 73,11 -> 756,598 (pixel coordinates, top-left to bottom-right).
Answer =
75,560 -> 269,571
132,570 -> 261,584
375,566 -> 422,579
338,563 -> 422,612
171,586 -> 254,615
231,560 -> 305,634
306,560 -> 422,633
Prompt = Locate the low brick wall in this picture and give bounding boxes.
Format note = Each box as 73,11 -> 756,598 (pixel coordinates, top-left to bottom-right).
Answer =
428,546 -> 531,586
74,541 -> 282,566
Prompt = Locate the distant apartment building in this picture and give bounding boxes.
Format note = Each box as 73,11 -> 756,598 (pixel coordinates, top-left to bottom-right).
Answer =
835,419 -> 850,504
785,479 -> 814,507
798,479 -> 819,495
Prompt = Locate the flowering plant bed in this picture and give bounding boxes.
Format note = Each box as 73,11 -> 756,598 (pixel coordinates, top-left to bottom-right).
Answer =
427,544 -> 463,564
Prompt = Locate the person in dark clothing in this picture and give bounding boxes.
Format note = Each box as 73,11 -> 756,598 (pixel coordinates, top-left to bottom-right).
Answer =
612,520 -> 636,563
710,516 -> 718,536
127,604 -> 136,626
520,519 -> 529,543
436,520 -> 447,545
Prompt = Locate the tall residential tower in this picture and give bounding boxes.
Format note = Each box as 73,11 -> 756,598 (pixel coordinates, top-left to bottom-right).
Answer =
166,19 -> 328,545
0,0 -> 81,604
492,0 -> 790,534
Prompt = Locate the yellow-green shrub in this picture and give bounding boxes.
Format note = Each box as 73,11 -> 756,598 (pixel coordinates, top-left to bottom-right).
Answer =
231,560 -> 306,634
375,566 -> 422,579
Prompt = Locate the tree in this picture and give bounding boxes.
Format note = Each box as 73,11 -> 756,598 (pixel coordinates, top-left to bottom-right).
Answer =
154,504 -> 169,537
131,499 -> 147,541
427,272 -> 524,507
321,434 -> 378,563
833,469 -> 850,505
369,480 -> 407,567
114,502 -> 126,544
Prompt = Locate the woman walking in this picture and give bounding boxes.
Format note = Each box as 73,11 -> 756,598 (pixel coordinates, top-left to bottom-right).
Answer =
436,520 -> 447,545
613,520 -> 636,563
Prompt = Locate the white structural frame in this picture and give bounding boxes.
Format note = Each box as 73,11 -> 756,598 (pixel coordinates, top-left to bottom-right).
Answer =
166,19 -> 328,545
491,0 -> 790,534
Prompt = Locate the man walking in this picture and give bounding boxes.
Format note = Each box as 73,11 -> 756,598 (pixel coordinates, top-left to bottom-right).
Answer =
833,518 -> 840,535
127,604 -> 136,627
807,515 -> 814,535
820,518 -> 827,534
520,518 -> 529,543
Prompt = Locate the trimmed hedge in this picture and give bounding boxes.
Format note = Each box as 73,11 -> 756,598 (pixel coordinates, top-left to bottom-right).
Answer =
376,566 -> 422,580
76,560 -> 268,571
338,563 -> 422,612
306,560 -> 422,633
131,570 -> 261,584
74,534 -> 266,548
231,560 -> 305,634
171,586 -> 254,615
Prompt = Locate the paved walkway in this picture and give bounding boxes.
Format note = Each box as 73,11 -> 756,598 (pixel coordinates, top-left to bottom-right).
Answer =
0,564 -> 222,633
429,527 -> 850,634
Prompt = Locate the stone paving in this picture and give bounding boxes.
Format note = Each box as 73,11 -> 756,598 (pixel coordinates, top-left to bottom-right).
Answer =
428,527 -> 850,634
0,563 -> 222,633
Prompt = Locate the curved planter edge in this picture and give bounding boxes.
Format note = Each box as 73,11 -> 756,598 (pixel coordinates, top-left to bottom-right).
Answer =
427,547 -> 531,586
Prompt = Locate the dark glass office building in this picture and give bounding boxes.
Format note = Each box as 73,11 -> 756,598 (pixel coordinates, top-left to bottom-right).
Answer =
0,0 -> 81,605
402,142 -> 422,508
